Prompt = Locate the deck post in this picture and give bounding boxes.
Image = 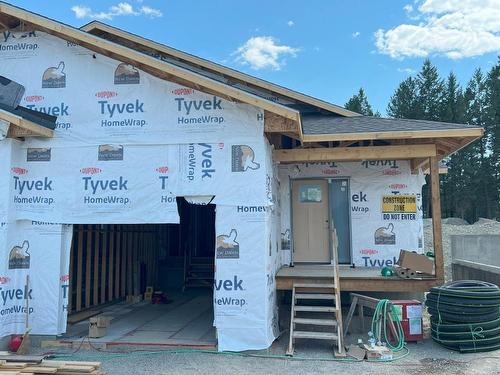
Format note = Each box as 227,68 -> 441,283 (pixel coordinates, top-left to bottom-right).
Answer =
429,156 -> 444,283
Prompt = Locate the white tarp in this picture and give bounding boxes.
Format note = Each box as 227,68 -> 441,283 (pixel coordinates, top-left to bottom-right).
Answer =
0,220 -> 72,337
279,160 -> 425,267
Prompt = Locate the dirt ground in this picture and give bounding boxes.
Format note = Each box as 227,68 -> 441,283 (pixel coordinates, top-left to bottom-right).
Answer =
37,334 -> 500,375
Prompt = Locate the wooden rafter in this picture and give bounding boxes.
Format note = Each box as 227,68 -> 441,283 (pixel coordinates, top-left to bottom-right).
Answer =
0,109 -> 53,138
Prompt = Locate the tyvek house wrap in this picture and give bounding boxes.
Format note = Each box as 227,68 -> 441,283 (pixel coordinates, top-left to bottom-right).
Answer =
0,30 -> 278,351
278,161 -> 425,268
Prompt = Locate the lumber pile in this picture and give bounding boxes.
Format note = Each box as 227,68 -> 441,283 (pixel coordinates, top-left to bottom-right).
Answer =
0,358 -> 104,375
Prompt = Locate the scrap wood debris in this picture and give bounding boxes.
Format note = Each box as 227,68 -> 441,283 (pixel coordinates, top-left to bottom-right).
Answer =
0,355 -> 104,375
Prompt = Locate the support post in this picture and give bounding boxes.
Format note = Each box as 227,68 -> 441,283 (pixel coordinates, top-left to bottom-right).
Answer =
430,156 -> 444,282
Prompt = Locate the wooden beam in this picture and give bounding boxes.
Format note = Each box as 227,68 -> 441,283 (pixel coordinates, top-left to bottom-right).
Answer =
85,228 -> 92,308
114,225 -> 121,299
93,226 -> 99,306
81,21 -> 359,117
274,144 -> 437,163
75,228 -> 83,312
430,156 -> 444,282
0,108 -> 54,138
302,127 -> 483,143
265,112 -> 300,134
108,225 -> 114,302
0,3 -> 302,124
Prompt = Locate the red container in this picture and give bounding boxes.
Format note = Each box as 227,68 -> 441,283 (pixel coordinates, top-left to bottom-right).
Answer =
390,299 -> 423,342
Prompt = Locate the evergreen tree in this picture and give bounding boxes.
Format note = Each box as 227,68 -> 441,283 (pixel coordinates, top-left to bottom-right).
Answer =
345,87 -> 375,115
416,59 -> 445,121
387,77 -> 420,119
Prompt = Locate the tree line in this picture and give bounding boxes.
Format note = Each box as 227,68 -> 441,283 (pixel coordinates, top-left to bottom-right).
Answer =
345,59 -> 499,223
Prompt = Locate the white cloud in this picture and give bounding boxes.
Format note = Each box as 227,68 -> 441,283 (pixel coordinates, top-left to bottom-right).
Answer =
375,0 -> 500,59
403,4 -> 413,13
287,20 -> 295,27
71,2 -> 162,20
352,31 -> 360,38
234,36 -> 299,70
397,67 -> 416,74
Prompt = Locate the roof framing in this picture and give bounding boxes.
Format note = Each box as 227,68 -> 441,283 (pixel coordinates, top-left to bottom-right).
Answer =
80,21 -> 359,118
0,2 -> 303,136
0,109 -> 53,138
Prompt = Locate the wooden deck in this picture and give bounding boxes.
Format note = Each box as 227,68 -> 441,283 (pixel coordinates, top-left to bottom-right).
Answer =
276,264 -> 442,292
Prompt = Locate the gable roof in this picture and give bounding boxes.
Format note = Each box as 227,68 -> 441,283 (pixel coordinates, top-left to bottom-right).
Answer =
0,1 -> 305,135
0,103 -> 55,138
80,21 -> 359,118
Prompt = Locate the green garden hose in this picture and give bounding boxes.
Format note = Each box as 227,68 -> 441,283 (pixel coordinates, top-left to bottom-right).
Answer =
370,299 -> 405,352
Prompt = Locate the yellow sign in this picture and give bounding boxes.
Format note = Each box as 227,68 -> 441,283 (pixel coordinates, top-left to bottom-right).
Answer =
382,195 -> 417,213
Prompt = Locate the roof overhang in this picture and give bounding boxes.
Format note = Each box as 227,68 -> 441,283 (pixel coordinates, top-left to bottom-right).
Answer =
0,109 -> 53,138
0,2 -> 303,138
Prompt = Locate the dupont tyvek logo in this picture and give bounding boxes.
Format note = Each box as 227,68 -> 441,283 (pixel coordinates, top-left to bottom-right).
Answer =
175,95 -> 224,125
27,148 -> 51,162
0,31 -> 38,55
42,61 -> 66,88
95,91 -> 118,99
186,143 -> 216,180
231,145 -> 260,172
99,98 -> 147,128
374,223 -> 396,245
361,160 -> 398,169
11,167 -> 27,175
98,145 -> 123,161
114,63 -> 140,85
157,166 -> 169,189
80,167 -> 102,175
216,229 -> 239,259
24,95 -> 44,103
172,87 -> 194,95
8,240 -> 30,270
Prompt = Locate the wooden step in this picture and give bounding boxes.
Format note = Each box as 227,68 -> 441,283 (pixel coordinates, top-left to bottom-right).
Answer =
294,305 -> 338,313
293,283 -> 336,289
293,330 -> 338,340
295,293 -> 335,300
293,318 -> 338,326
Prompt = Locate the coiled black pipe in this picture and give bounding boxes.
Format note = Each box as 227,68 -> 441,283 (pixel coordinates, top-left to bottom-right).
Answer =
426,280 -> 500,353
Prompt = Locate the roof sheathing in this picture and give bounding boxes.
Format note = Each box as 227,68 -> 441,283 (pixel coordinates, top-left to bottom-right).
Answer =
80,21 -> 359,118
0,1 -> 304,138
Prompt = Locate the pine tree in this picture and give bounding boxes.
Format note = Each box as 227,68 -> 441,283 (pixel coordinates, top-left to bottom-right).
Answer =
345,88 -> 375,115
416,59 -> 445,121
387,77 -> 420,119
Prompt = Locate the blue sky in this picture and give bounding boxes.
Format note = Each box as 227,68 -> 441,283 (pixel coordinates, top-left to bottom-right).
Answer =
8,0 -> 500,114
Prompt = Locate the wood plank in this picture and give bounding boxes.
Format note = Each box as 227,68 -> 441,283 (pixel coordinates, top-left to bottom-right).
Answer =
302,127 -> 483,143
93,226 -> 99,307
67,229 -> 74,314
430,156 -> 444,282
127,230 -> 132,295
114,225 -> 120,299
100,228 -> 107,304
121,228 -> 126,297
274,144 -> 437,163
75,228 -> 83,312
108,225 -> 114,301
85,229 -> 92,309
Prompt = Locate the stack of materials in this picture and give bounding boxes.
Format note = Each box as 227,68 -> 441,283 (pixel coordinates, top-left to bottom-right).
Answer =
425,280 -> 500,352
0,354 -> 104,374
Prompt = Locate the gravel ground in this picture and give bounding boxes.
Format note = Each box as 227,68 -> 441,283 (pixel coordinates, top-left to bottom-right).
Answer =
35,335 -> 500,375
424,218 -> 500,281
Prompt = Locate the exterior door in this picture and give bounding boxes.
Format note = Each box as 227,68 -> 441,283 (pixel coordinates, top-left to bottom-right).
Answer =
291,179 -> 330,263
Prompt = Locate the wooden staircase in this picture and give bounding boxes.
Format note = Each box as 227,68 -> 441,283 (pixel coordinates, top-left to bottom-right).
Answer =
183,256 -> 214,290
286,230 -> 345,357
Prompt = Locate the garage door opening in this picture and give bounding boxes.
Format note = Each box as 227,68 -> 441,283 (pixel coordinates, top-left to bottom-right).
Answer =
62,198 -> 217,347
